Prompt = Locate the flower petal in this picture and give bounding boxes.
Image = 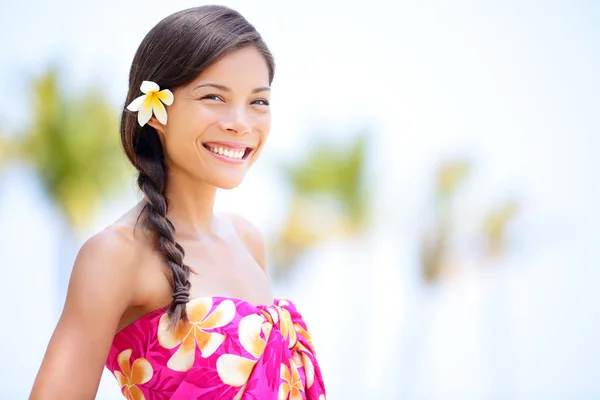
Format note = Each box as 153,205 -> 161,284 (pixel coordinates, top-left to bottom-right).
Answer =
278,309 -> 288,340
113,371 -> 127,388
199,299 -> 236,328
157,89 -> 174,106
278,383 -> 290,400
130,357 -> 153,385
196,329 -> 226,358
319,395 -> 326,400
260,309 -> 275,325
137,96 -> 153,127
167,332 -> 196,372
140,81 -> 159,94
126,95 -> 147,112
279,308 -> 297,349
292,351 -> 302,369
152,95 -> 168,125
216,354 -> 258,387
117,349 -> 132,377
187,297 -> 213,323
157,314 -> 190,349
289,359 -> 301,385
280,363 -> 291,382
290,387 -> 303,400
238,314 -> 267,358
294,322 -> 314,349
129,385 -> 146,400
262,321 -> 273,341
301,353 -> 315,388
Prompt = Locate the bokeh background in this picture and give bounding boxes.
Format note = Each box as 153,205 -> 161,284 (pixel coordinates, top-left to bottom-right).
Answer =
1,0 -> 599,399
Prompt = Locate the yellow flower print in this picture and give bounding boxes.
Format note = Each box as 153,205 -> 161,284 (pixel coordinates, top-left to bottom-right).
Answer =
113,349 -> 153,400
292,342 -> 315,389
292,322 -> 317,388
294,322 -> 314,352
260,304 -> 296,348
217,314 -> 272,386
158,297 -> 236,372
279,359 -> 304,400
260,306 -> 280,325
273,305 -> 297,349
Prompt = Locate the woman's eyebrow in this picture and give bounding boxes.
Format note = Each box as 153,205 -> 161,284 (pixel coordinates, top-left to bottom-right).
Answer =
193,83 -> 270,93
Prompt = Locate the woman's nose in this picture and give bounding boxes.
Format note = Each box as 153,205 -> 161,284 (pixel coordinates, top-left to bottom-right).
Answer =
220,106 -> 251,135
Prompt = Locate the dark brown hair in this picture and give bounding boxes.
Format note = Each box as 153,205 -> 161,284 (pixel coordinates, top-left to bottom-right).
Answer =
120,5 -> 275,325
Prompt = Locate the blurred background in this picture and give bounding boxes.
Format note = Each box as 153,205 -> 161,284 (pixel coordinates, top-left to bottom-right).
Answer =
1,0 -> 599,399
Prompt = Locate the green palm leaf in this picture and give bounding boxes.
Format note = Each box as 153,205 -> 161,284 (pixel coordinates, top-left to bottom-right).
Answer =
17,68 -> 131,230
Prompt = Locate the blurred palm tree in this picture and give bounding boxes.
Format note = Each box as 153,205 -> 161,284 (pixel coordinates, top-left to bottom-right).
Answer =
419,159 -> 471,283
271,132 -> 370,276
0,67 -> 131,305
481,199 -> 519,258
419,159 -> 520,283
2,67 -> 131,230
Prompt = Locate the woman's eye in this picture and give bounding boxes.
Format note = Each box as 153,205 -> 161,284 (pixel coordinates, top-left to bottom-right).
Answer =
252,99 -> 270,106
202,94 -> 223,101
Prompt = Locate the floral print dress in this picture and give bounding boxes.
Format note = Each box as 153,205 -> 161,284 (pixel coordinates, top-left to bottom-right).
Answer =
106,297 -> 327,400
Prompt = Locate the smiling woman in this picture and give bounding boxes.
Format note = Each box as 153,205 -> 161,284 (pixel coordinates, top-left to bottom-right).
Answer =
29,5 -> 327,400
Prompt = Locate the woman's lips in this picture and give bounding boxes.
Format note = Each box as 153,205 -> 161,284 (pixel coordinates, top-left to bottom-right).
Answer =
202,142 -> 253,163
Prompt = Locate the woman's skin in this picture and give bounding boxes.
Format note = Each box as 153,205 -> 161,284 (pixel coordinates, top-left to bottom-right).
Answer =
30,45 -> 274,399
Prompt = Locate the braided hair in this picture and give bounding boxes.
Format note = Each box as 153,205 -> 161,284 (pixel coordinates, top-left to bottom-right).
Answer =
120,5 -> 275,325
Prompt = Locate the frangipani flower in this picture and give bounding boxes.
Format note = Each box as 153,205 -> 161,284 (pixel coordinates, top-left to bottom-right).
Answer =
126,81 -> 174,127
274,305 -> 297,349
279,359 -> 304,400
113,349 -> 153,400
261,304 -> 297,349
217,313 -> 272,387
157,297 -> 235,372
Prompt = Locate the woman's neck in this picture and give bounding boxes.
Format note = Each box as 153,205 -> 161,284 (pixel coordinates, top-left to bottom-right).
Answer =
163,171 -> 218,239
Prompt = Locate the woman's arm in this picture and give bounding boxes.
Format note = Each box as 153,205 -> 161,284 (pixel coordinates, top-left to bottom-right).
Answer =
30,227 -> 137,399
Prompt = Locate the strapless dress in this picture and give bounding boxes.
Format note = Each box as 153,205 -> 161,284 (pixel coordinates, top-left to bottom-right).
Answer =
105,296 -> 327,400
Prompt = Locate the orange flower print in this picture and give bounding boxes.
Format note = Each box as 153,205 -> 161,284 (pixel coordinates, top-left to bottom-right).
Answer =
291,344 -> 315,389
158,297 -> 236,372
262,301 -> 297,349
113,349 -> 153,400
294,322 -> 314,351
217,314 -> 272,386
293,322 -> 317,388
279,359 -> 304,400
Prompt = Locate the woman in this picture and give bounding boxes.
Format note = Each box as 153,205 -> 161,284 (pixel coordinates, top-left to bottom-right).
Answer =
30,5 -> 326,400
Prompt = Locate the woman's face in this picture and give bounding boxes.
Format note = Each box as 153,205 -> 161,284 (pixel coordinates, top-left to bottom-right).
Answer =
152,45 -> 272,189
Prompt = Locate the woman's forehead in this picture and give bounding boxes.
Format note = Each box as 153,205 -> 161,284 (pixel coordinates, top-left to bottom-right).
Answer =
188,47 -> 271,90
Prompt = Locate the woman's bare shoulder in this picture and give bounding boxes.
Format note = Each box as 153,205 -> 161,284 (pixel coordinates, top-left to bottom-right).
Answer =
78,202 -> 153,284
88,203 -> 148,257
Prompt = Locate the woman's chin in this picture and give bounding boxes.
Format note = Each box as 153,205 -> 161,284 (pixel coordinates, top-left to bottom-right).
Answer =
212,175 -> 246,190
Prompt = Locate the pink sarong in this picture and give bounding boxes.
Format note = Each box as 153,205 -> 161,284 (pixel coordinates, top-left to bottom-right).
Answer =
106,297 -> 326,399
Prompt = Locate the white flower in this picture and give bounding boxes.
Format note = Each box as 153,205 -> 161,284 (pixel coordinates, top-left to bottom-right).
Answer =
126,81 -> 174,127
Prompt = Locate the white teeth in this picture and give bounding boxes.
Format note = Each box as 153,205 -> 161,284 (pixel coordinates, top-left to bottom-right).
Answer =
209,146 -> 247,160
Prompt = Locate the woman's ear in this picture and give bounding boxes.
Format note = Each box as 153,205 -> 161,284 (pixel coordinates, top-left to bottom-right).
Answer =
147,116 -> 166,136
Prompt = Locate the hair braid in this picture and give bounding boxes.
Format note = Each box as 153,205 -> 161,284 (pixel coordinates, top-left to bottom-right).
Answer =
135,128 -> 192,325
